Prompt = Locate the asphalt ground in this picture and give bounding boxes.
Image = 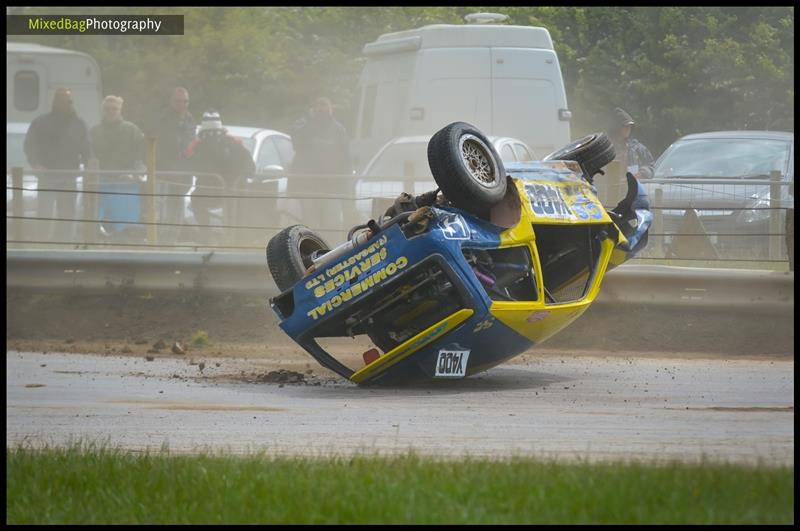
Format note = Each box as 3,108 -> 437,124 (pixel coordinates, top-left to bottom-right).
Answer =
6,350 -> 793,465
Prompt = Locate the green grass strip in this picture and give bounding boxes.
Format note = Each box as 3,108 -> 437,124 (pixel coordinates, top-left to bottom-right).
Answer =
6,442 -> 794,524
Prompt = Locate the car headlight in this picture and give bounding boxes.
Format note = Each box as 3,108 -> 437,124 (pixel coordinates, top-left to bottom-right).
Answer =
738,193 -> 771,224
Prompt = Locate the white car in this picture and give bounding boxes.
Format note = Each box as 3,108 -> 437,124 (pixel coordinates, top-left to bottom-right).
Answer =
223,126 -> 294,177
6,122 -> 36,214
184,125 -> 294,230
7,121 -> 93,242
189,125 -> 294,190
362,135 -> 536,180
221,126 -> 295,233
357,135 -> 536,219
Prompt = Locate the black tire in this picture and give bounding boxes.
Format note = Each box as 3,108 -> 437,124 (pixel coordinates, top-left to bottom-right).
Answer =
266,225 -> 329,292
427,122 -> 507,214
543,133 -> 615,179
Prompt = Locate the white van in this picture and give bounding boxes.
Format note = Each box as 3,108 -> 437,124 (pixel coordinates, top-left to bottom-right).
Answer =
7,42 -> 103,127
351,13 -> 571,172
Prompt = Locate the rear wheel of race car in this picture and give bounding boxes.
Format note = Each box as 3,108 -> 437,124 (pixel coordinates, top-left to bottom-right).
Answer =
266,225 -> 329,292
427,122 -> 507,214
543,132 -> 615,180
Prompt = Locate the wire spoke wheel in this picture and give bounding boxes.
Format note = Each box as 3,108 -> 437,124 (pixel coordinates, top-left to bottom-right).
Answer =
459,135 -> 497,185
542,132 -> 615,181
427,122 -> 507,214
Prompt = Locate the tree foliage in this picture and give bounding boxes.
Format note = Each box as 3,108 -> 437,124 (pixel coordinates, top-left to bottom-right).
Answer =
8,6 -> 793,156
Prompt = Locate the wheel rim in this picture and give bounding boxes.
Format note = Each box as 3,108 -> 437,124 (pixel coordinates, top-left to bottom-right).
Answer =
458,134 -> 499,187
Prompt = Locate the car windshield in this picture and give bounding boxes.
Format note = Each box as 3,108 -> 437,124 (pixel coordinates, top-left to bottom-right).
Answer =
365,143 -> 432,178
654,137 -> 791,179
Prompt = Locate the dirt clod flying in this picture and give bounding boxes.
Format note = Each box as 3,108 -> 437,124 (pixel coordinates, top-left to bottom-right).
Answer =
258,369 -> 306,384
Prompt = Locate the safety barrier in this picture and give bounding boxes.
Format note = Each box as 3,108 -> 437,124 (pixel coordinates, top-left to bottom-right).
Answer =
7,250 -> 792,356
5,249 -> 793,307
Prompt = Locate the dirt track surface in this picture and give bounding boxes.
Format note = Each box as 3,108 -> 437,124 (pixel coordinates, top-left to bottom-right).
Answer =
6,289 -> 794,463
6,289 -> 794,359
7,350 -> 793,465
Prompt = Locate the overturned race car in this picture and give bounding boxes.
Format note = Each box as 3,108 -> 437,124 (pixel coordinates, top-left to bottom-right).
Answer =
266,122 -> 652,385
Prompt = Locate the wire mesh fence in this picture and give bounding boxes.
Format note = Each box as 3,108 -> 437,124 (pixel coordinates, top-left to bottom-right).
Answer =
6,167 -> 794,267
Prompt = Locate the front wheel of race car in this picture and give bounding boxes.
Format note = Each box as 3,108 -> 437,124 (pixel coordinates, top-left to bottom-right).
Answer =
427,122 -> 507,215
543,132 -> 615,180
266,225 -> 330,292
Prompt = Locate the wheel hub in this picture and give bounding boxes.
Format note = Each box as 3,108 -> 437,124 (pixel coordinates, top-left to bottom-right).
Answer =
459,135 -> 497,185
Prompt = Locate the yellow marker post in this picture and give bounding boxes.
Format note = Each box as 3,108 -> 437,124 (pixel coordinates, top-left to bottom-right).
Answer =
145,136 -> 157,245
653,187 -> 664,256
11,166 -> 23,243
603,159 -> 623,206
82,165 -> 97,245
768,170 -> 782,261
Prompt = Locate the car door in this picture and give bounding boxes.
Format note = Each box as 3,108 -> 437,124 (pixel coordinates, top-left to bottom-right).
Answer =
271,134 -> 295,174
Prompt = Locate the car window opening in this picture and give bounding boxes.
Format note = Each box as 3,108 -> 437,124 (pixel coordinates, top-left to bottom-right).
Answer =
462,246 -> 538,302
533,223 -> 606,304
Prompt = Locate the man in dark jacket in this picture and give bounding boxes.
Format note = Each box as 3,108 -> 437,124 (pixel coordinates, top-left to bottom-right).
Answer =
185,111 -> 255,228
608,107 -> 655,179
150,87 -> 197,240
23,87 -> 92,241
290,97 -> 352,176
152,87 -> 196,172
288,97 -> 352,229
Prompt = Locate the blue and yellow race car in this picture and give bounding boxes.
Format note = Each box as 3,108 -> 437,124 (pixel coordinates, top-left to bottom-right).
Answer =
267,122 -> 652,385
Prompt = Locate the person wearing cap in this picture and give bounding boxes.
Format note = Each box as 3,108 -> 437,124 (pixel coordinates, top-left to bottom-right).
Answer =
607,107 -> 655,179
184,110 -> 255,231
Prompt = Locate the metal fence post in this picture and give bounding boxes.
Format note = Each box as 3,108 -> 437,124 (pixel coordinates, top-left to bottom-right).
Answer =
653,187 -> 664,256
768,170 -> 781,261
12,166 -> 24,244
145,137 -> 158,245
82,167 -> 97,246
597,161 -> 613,206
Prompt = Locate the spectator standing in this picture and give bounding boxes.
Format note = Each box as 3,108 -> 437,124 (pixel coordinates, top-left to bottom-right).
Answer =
185,111 -> 255,232
23,87 -> 92,242
289,97 -> 352,229
90,95 -> 146,241
786,181 -> 794,271
152,87 -> 196,172
150,87 -> 197,241
607,107 -> 655,179
290,97 -> 352,176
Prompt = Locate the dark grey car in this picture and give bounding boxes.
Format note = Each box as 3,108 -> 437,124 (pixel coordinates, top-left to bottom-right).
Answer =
641,131 -> 793,261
